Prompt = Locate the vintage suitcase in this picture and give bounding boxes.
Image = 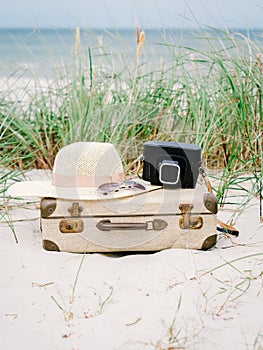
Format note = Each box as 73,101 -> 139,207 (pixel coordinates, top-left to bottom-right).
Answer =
8,141 -> 220,253
40,179 -> 218,253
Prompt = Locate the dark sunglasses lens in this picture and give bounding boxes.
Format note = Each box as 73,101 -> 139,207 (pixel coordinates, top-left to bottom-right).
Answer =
98,182 -> 120,194
123,180 -> 146,190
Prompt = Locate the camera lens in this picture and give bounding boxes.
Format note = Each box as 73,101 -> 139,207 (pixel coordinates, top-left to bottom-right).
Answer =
159,160 -> 180,185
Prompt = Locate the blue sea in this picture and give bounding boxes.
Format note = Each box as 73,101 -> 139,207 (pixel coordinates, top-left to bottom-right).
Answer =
0,27 -> 263,78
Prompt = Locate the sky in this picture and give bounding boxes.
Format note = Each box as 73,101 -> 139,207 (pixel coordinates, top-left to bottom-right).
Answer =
1,0 -> 262,29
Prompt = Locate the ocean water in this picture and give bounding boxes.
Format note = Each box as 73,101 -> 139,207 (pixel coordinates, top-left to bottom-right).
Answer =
0,27 -> 263,78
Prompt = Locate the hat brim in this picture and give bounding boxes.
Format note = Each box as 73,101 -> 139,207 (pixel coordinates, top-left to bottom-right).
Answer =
7,179 -> 161,200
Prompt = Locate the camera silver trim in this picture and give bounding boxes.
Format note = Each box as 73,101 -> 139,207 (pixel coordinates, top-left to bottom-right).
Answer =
159,161 -> 181,185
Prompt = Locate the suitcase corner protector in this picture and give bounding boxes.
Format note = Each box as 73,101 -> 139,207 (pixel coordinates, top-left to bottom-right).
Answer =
42,239 -> 60,252
200,234 -> 217,250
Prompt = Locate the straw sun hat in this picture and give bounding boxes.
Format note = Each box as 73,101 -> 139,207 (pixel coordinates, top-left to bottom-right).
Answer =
7,142 -> 158,200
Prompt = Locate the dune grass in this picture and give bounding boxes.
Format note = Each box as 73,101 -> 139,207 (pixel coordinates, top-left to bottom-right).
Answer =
0,26 -> 262,210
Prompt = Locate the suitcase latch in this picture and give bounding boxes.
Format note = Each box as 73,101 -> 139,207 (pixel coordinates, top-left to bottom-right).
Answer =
67,203 -> 83,217
59,219 -> 84,233
179,204 -> 203,229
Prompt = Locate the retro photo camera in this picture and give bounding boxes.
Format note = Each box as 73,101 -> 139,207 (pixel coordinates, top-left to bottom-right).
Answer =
142,141 -> 201,189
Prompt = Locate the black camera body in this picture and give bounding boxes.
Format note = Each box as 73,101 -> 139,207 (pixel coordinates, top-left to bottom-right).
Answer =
142,141 -> 201,189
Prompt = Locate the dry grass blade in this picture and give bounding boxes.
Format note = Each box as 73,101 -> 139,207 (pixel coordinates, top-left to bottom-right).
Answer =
135,21 -> 145,58
137,31 -> 145,59
74,27 -> 80,57
135,20 -> 140,43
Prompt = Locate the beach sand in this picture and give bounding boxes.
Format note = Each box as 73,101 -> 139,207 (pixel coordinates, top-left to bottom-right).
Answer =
0,171 -> 262,350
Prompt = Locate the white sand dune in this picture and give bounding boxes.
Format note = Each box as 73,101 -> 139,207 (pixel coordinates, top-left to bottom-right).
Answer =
0,171 -> 262,350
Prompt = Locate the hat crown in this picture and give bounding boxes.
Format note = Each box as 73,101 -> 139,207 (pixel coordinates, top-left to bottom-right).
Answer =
52,142 -> 124,187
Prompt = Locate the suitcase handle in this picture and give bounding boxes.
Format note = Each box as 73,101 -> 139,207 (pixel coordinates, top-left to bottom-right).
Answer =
96,219 -> 167,231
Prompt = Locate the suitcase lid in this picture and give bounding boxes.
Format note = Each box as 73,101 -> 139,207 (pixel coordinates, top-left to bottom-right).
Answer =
40,179 -> 217,218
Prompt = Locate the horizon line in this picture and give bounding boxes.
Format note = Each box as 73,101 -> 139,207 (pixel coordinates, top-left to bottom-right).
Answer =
0,25 -> 262,31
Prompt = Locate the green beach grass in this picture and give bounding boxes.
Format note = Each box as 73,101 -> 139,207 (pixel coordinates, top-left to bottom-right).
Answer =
0,26 -> 262,212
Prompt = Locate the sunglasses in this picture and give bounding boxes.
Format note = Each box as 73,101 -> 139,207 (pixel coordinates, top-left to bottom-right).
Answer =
98,180 -> 146,195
